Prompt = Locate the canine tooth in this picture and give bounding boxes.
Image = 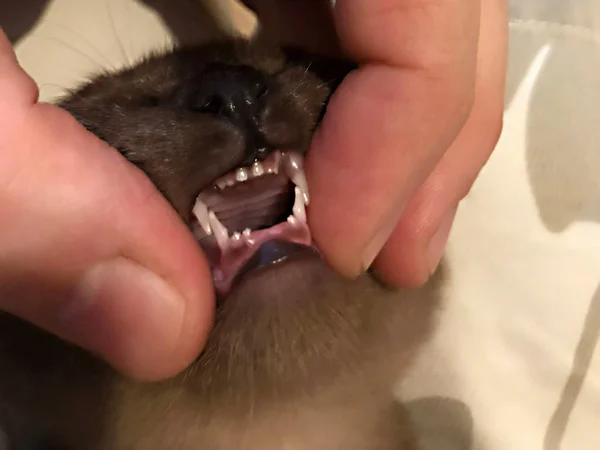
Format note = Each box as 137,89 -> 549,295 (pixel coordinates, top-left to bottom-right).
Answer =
272,151 -> 282,174
292,186 -> 307,223
251,162 -> 264,177
242,228 -> 252,237
232,232 -> 242,241
192,200 -> 212,235
208,211 -> 229,249
287,215 -> 298,226
216,181 -> 227,190
236,168 -> 248,182
282,152 -> 309,205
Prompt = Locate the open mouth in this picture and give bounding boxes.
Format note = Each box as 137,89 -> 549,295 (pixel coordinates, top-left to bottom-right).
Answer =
191,151 -> 312,294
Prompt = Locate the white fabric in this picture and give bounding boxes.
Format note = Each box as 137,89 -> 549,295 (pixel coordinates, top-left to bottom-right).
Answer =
401,4 -> 600,448
6,1 -> 600,448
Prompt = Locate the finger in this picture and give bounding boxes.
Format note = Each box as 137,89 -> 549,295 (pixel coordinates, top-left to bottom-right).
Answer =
0,104 -> 215,381
372,0 -> 508,287
0,28 -> 38,114
306,0 -> 481,278
241,0 -> 341,55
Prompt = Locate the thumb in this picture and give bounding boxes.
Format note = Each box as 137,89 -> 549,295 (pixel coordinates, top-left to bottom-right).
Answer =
0,34 -> 214,381
0,106 -> 215,382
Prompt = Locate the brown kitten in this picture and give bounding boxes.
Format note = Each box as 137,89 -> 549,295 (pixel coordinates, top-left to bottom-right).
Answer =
0,38 -> 445,450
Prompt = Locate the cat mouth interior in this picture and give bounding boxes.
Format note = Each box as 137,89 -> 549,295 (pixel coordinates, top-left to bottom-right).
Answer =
191,151 -> 312,294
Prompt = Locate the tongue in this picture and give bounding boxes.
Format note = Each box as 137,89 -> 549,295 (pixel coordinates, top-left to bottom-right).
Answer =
199,174 -> 294,232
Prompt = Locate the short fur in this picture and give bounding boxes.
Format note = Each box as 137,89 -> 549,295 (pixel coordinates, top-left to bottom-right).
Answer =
0,38 -> 445,450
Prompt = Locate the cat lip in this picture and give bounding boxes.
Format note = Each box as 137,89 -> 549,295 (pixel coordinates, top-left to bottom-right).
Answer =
191,150 -> 312,295
225,240 -> 320,297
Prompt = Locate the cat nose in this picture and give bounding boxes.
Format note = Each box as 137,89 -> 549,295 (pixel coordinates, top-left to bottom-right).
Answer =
178,64 -> 271,162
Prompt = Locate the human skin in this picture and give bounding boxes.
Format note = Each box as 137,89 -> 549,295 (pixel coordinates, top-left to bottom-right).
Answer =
0,0 -> 507,381
0,30 -> 214,381
245,0 -> 507,286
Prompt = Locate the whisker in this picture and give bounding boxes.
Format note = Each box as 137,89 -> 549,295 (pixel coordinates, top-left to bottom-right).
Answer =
38,82 -> 68,90
42,21 -> 117,70
37,82 -> 72,98
38,83 -> 71,103
28,34 -> 106,72
106,0 -> 131,67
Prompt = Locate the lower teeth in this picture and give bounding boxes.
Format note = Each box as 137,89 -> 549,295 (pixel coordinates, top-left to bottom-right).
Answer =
198,189 -> 306,251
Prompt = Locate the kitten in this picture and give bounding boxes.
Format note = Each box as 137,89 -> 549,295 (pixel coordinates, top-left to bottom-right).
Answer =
0,38 -> 444,450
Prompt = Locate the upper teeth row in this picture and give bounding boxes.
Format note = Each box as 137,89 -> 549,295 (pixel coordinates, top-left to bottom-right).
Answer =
213,151 -> 283,190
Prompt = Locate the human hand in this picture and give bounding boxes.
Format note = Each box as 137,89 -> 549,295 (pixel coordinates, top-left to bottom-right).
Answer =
0,30 -> 214,381
247,0 -> 508,286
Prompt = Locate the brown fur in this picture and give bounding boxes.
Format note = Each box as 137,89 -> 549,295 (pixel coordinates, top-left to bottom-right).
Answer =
0,38 -> 444,450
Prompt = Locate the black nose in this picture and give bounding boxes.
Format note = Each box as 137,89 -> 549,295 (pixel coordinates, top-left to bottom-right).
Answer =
173,64 -> 271,163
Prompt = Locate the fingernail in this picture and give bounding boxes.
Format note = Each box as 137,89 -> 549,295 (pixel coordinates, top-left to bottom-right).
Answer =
427,208 -> 457,274
361,213 -> 401,272
60,258 -> 186,378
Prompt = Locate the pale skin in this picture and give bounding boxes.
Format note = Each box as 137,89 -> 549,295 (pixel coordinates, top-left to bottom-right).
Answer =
0,0 -> 507,381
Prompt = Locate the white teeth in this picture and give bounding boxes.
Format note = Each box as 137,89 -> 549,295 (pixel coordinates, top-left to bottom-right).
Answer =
251,162 -> 264,177
236,168 -> 249,182
192,199 -> 212,235
198,151 -> 312,246
292,186 -> 307,223
208,211 -> 229,249
272,152 -> 282,174
282,152 -> 309,205
213,159 -> 273,190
